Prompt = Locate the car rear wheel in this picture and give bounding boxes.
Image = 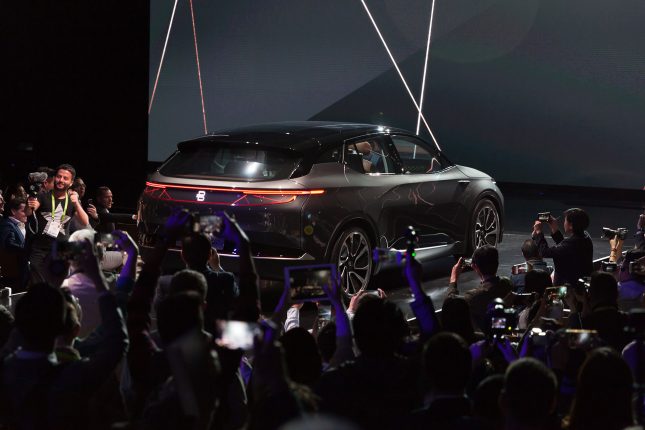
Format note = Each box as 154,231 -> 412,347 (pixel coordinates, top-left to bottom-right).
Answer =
468,199 -> 500,254
331,226 -> 373,297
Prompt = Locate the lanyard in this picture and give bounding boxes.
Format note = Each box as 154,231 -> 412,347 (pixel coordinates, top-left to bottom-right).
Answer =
51,192 -> 69,225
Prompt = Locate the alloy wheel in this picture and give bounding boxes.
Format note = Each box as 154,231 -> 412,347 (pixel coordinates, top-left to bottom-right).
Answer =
336,229 -> 372,296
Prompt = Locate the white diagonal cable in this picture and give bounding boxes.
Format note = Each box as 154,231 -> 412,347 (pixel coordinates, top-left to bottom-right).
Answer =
416,0 -> 437,135
189,0 -> 208,133
358,0 -> 441,150
148,0 -> 180,115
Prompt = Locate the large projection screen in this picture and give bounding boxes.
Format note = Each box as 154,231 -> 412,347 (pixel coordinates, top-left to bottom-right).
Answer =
148,0 -> 645,189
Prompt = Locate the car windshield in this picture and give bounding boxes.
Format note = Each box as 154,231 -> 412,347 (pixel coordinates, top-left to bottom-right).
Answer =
159,144 -> 302,181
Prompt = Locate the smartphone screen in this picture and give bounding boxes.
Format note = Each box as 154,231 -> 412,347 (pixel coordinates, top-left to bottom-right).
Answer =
197,215 -> 223,235
284,264 -> 336,302
215,320 -> 260,350
491,317 -> 506,329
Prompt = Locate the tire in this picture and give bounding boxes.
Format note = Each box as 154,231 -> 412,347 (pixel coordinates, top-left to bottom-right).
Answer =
330,226 -> 373,297
466,199 -> 501,255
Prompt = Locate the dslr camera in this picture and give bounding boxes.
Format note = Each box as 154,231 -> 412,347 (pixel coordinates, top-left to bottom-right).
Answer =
602,227 -> 628,241
27,172 -> 48,198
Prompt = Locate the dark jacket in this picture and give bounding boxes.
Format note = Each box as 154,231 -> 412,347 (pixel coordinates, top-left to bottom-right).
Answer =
92,206 -> 135,234
532,230 -> 593,286
0,217 -> 25,250
0,293 -> 128,430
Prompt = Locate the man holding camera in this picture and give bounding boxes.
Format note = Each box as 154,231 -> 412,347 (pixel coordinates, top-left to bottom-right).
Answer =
25,164 -> 89,284
532,208 -> 593,286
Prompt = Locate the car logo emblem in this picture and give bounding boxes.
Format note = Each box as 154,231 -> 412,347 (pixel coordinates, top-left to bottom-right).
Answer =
196,191 -> 206,202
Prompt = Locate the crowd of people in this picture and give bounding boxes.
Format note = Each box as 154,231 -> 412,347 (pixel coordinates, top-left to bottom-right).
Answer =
0,164 -> 644,429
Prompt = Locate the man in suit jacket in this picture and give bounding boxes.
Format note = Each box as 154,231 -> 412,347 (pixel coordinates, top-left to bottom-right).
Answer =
532,208 -> 593,286
87,186 -> 135,234
0,198 -> 27,250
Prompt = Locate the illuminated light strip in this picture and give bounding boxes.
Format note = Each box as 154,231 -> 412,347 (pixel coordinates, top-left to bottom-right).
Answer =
358,0 -> 442,151
148,0 -> 180,114
145,181 -> 325,195
189,0 -> 208,134
154,196 -> 297,206
415,0 -> 437,135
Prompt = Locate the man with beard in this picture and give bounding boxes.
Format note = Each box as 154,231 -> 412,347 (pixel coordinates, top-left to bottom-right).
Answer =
25,164 -> 89,284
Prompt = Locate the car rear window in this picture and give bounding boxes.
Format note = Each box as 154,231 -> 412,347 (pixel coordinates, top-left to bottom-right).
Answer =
159,145 -> 302,181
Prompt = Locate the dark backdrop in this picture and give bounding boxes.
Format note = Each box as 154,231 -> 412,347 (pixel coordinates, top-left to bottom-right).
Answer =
1,1 -> 149,208
149,0 -> 645,190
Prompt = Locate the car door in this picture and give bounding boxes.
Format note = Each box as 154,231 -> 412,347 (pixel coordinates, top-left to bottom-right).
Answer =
385,134 -> 470,250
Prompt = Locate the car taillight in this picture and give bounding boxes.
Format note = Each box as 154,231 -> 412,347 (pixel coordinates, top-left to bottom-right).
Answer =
143,181 -> 324,206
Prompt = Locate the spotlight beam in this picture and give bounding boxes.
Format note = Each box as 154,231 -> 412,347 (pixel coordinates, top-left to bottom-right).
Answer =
148,0 -> 180,115
416,0 -> 436,136
189,0 -> 208,133
358,0 -> 441,150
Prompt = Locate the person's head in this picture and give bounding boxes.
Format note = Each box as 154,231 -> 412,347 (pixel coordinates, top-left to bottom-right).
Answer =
524,269 -> 552,297
54,164 -> 76,193
563,208 -> 589,236
588,271 -> 618,309
473,374 -> 505,427
280,327 -> 322,387
6,198 -> 27,223
423,332 -> 471,395
354,141 -> 372,155
15,283 -> 66,351
352,298 -> 409,357
500,358 -> 557,428
37,167 -> 56,191
619,249 -> 645,283
96,186 -> 113,209
157,291 -> 204,344
567,347 -> 633,430
58,287 -> 82,345
521,239 -> 540,261
181,233 -> 212,269
72,177 -> 86,198
170,269 -> 208,303
472,245 -> 499,278
440,296 -> 476,343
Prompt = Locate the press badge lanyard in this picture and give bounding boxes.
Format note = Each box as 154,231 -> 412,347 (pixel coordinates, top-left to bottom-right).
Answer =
51,192 -> 69,226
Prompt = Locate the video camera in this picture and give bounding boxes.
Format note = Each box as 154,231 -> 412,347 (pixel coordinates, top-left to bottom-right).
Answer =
602,227 -> 628,241
27,172 -> 48,198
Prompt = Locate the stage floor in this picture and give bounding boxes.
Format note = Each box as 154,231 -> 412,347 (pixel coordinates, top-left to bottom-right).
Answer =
261,192 -> 643,325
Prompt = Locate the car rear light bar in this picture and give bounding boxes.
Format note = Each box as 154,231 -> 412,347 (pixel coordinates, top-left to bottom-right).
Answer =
145,181 -> 325,195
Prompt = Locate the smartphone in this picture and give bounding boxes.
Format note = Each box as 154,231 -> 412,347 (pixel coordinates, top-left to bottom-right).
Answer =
372,248 -> 404,268
564,329 -> 599,350
317,304 -> 332,331
491,317 -> 507,329
195,214 -> 223,235
538,212 -> 551,222
545,286 -> 567,300
215,320 -> 261,350
98,233 -> 120,251
284,264 -> 336,303
87,198 -> 94,206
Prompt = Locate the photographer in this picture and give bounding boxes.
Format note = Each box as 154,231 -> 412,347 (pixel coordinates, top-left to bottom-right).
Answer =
448,245 -> 513,331
25,164 -> 89,284
86,186 -> 136,234
616,249 -> 645,311
532,208 -> 593,286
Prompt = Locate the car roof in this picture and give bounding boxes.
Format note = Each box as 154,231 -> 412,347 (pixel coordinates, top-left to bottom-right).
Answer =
177,121 -> 410,153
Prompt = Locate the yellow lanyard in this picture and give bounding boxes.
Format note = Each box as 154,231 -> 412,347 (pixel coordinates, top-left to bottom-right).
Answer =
51,192 -> 69,225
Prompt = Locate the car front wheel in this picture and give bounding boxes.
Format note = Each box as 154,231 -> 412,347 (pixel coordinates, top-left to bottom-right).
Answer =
330,226 -> 373,297
469,199 -> 501,254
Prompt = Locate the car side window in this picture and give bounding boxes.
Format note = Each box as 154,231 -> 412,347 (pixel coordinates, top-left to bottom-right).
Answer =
390,135 -> 444,174
344,138 -> 396,174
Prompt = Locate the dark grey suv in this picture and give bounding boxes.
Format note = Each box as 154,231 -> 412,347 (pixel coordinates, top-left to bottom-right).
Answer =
138,121 -> 504,295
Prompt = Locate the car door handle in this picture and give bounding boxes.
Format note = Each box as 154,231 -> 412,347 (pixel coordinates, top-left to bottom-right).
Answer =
458,180 -> 470,185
